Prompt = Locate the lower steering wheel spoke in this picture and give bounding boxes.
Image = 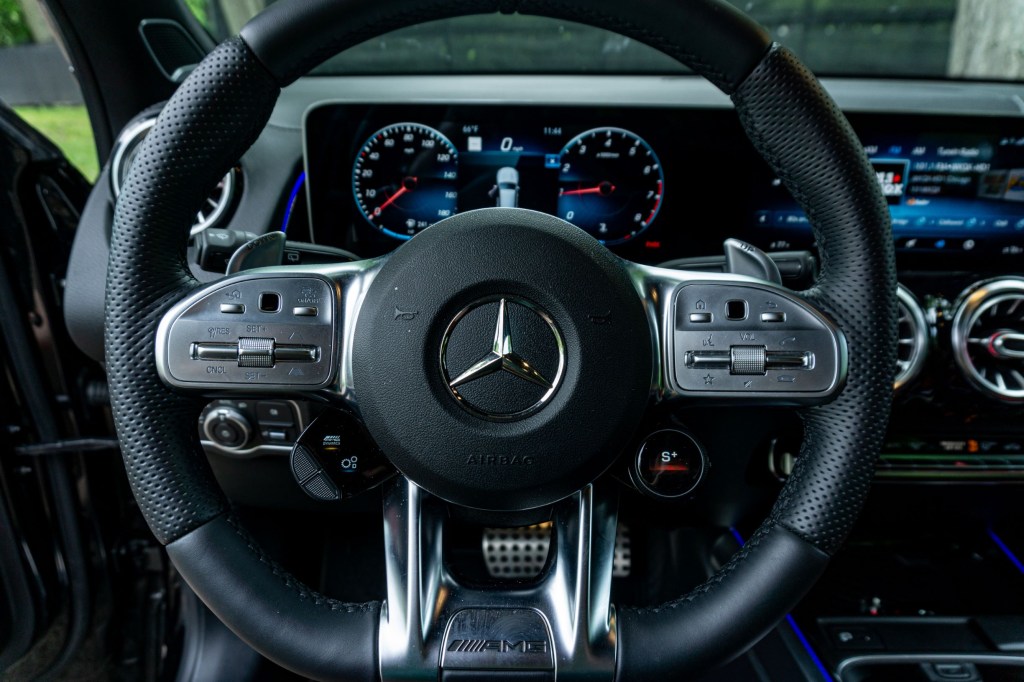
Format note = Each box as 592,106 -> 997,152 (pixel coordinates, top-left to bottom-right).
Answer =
379,477 -> 618,681
629,262 -> 849,405
154,258 -> 384,402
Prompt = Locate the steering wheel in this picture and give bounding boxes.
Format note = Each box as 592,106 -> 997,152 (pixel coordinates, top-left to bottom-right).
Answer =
105,0 -> 896,679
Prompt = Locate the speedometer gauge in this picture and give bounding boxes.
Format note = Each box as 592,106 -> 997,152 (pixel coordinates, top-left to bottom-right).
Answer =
352,123 -> 458,239
557,127 -> 664,245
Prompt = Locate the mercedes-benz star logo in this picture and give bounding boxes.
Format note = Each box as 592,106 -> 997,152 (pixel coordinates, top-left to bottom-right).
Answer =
440,297 -> 565,421
449,299 -> 553,390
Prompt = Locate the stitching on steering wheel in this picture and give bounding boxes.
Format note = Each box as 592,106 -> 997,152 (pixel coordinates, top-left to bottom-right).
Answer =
732,45 -> 897,555
106,37 -> 280,544
224,516 -> 379,614
623,522 -> 775,615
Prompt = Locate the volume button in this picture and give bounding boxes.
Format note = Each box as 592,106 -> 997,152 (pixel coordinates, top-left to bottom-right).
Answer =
730,346 -> 767,375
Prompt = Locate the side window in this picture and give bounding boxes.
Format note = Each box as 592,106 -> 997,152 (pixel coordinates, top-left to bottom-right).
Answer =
185,0 -> 273,40
0,0 -> 98,181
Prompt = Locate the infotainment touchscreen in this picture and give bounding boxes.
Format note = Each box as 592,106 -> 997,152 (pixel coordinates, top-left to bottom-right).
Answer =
751,128 -> 1024,258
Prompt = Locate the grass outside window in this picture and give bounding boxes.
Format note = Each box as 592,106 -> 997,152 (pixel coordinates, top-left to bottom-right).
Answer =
14,104 -> 98,182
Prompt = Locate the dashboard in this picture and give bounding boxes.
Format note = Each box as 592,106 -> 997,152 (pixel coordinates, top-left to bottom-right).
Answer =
65,74 -> 1024,496
303,103 -> 1024,269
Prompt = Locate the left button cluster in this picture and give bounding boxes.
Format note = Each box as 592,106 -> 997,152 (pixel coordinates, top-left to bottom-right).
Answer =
199,399 -> 304,455
158,276 -> 335,389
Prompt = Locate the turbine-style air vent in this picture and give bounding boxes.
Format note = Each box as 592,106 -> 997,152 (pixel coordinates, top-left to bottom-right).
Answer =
110,116 -> 235,236
952,278 -> 1024,402
895,285 -> 929,391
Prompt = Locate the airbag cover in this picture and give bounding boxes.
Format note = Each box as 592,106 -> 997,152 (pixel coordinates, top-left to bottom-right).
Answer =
352,208 -> 651,510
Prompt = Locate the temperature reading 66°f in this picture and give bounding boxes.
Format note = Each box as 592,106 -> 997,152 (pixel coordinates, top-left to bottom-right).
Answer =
352,123 -> 459,240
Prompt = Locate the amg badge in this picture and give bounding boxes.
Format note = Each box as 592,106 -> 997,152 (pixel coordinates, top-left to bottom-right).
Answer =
447,639 -> 548,654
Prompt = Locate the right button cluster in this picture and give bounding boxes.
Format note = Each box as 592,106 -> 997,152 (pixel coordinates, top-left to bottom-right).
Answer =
672,283 -> 844,398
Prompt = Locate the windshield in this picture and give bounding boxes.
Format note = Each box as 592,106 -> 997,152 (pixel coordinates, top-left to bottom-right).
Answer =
184,1 -> 1021,81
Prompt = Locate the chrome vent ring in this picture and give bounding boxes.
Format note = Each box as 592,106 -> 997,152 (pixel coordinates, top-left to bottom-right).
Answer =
952,278 -> 1024,402
110,116 -> 236,237
895,284 -> 928,391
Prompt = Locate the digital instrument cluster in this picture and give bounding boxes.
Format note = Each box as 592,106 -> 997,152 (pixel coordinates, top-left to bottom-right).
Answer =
347,121 -> 663,245
305,104 -> 681,256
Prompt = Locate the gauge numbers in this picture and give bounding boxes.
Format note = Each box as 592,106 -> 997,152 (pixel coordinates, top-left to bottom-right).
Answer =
557,127 -> 664,245
353,123 -> 458,239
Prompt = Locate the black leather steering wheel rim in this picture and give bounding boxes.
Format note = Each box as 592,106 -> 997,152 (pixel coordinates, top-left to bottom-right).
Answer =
104,1 -> 896,679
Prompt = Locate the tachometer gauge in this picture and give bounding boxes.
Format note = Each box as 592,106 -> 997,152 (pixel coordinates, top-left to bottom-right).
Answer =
352,123 -> 458,239
557,127 -> 663,245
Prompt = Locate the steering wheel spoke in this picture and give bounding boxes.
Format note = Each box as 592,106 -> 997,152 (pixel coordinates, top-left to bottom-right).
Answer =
628,262 -> 848,405
154,258 -> 384,402
379,478 -> 618,681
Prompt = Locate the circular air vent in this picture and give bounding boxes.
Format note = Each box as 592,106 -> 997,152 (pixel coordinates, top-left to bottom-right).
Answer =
110,116 -> 235,237
951,278 -> 1024,402
895,285 -> 929,391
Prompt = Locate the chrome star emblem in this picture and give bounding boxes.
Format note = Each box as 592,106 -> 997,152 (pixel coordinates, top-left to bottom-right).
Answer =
440,296 -> 565,421
449,299 -> 553,390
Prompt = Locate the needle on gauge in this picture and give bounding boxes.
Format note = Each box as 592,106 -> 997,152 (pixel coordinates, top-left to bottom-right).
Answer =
352,123 -> 459,239
372,176 -> 417,217
556,127 -> 663,244
560,181 -> 616,197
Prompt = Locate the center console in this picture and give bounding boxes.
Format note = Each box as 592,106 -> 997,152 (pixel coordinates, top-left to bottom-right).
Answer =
793,523 -> 1024,681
